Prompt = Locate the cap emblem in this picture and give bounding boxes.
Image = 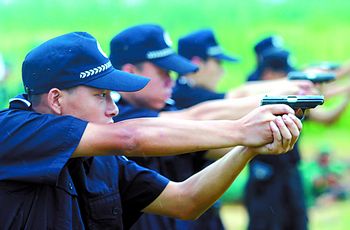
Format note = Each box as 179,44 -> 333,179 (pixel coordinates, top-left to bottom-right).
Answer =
80,61 -> 112,79
207,46 -> 223,56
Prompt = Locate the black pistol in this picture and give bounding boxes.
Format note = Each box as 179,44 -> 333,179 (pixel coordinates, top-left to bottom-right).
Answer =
261,95 -> 324,119
287,71 -> 335,84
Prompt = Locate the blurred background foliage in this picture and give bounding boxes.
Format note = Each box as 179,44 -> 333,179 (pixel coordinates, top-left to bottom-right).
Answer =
1,0 -> 349,229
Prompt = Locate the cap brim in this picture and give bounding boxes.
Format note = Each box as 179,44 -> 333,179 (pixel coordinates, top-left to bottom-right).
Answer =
284,66 -> 295,73
151,53 -> 198,75
213,53 -> 239,62
84,68 -> 150,92
278,63 -> 294,73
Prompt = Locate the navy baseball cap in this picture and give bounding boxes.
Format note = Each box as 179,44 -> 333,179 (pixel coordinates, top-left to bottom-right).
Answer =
260,48 -> 294,72
22,32 -> 150,95
254,35 -> 284,57
178,29 -> 239,62
109,24 -> 198,75
247,48 -> 294,81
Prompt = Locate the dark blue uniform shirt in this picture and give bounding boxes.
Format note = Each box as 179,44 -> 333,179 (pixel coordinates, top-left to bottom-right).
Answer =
172,77 -> 225,109
0,95 -> 169,229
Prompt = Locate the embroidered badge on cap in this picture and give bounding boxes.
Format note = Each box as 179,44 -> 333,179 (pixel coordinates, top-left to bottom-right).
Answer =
146,48 -> 174,59
79,61 -> 112,79
207,46 -> 223,56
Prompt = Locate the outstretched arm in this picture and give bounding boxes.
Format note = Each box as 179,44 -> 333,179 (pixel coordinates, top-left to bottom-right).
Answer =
226,79 -> 315,98
335,61 -> 350,80
319,81 -> 350,99
159,95 -> 262,120
309,91 -> 350,125
143,114 -> 301,219
73,105 -> 296,157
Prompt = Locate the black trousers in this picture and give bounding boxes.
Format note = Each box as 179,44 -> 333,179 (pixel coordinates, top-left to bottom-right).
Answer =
244,166 -> 308,230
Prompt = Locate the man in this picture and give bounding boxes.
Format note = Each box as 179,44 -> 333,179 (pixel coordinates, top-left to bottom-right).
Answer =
244,46 -> 350,230
172,28 -> 239,109
244,47 -> 309,230
0,32 -> 301,229
172,30 -> 311,109
247,35 -> 284,82
108,25 -> 305,230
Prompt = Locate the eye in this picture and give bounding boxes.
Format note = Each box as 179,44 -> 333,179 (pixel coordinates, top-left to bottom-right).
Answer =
95,92 -> 107,98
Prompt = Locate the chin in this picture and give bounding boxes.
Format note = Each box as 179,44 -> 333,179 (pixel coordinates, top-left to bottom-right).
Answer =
152,103 -> 166,110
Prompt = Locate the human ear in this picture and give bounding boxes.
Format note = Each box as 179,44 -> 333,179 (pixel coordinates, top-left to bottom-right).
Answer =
47,88 -> 63,115
191,56 -> 205,67
121,63 -> 138,74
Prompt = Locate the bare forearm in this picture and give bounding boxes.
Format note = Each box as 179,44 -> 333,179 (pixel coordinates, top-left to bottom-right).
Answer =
227,79 -> 315,98
145,113 -> 301,219
205,147 -> 233,160
123,119 -> 244,156
161,97 -> 261,120
74,104 -> 295,158
226,80 -> 285,98
175,146 -> 256,219
335,62 -> 350,79
74,118 -> 243,157
310,95 -> 350,124
321,82 -> 350,98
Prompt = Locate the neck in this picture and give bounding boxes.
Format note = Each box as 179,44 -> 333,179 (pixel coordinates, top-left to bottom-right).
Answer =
182,73 -> 217,91
119,92 -> 153,110
31,94 -> 55,114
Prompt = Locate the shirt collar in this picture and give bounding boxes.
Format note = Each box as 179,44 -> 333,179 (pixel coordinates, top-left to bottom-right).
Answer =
9,94 -> 32,110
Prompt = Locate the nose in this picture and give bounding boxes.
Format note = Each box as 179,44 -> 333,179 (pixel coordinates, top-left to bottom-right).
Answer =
106,95 -> 119,117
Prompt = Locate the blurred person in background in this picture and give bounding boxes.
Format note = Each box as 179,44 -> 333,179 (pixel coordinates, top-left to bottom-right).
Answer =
244,42 -> 350,230
172,30 -> 313,110
301,146 -> 349,207
246,35 -> 284,82
311,148 -> 348,204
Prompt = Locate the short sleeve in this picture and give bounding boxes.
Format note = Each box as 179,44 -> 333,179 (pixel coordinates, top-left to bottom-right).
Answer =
117,156 -> 169,229
0,109 -> 88,184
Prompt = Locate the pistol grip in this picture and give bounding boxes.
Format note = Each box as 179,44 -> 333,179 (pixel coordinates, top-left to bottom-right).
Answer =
295,108 -> 305,120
